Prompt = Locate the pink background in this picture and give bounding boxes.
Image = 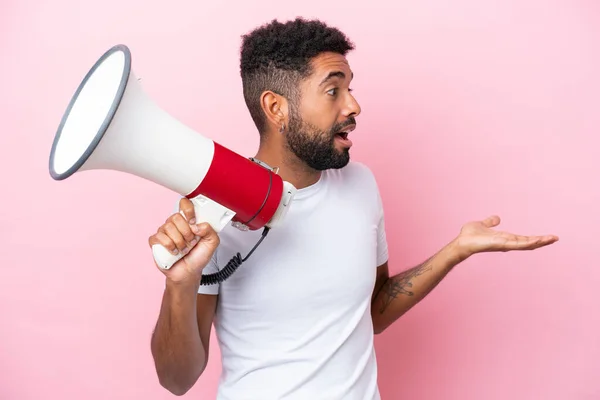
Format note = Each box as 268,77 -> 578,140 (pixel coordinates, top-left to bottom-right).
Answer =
2,0 -> 599,399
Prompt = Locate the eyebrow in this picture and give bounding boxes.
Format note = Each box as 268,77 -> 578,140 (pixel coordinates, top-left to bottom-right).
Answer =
319,70 -> 354,86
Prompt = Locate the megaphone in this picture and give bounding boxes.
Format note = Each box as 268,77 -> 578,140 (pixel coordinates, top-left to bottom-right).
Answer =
48,44 -> 297,285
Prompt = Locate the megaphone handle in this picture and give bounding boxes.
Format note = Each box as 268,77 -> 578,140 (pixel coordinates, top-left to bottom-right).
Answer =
151,195 -> 236,270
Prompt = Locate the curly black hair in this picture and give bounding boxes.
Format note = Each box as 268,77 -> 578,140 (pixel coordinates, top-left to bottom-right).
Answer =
240,17 -> 355,134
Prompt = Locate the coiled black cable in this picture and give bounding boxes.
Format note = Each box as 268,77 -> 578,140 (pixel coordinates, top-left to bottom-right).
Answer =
200,226 -> 270,286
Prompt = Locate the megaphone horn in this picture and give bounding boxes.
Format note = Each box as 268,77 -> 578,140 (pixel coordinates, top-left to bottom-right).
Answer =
49,44 -> 297,284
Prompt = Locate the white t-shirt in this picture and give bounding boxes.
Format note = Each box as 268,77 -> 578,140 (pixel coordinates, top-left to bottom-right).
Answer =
195,161 -> 388,399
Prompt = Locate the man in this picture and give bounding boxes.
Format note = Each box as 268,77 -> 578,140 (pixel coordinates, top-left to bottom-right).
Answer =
148,18 -> 558,399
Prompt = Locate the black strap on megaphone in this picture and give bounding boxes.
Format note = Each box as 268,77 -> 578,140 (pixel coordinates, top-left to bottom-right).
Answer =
198,157 -> 277,286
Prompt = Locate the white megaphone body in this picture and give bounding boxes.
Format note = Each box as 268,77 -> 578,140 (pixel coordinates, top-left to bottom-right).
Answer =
49,44 -> 297,285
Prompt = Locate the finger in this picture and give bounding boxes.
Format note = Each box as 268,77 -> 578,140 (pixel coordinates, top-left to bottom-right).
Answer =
161,222 -> 188,253
482,215 -> 501,228
507,235 -> 558,250
179,198 -> 196,224
195,223 -> 220,245
531,235 -> 559,247
149,231 -> 179,255
171,213 -> 197,243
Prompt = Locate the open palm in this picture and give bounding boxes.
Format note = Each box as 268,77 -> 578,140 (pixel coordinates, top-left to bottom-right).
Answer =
457,215 -> 559,257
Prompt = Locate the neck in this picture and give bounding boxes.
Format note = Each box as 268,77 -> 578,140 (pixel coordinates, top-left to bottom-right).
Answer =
253,140 -> 321,190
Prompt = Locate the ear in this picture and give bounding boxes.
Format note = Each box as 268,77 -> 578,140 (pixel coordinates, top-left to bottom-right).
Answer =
260,90 -> 288,131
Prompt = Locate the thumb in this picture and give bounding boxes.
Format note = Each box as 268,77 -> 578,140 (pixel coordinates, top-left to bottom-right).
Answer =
193,223 -> 220,245
482,215 -> 501,228
182,223 -> 220,268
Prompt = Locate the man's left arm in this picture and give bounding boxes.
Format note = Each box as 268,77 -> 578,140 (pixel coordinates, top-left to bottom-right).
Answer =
371,240 -> 464,334
370,215 -> 559,335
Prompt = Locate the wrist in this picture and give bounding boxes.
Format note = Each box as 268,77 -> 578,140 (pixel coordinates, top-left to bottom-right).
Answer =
447,237 -> 472,265
165,275 -> 201,292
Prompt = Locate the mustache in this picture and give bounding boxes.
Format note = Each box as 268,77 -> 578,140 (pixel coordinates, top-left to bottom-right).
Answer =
332,117 -> 357,132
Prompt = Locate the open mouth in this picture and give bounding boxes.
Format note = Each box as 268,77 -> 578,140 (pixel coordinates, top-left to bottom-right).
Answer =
334,124 -> 355,147
334,123 -> 355,140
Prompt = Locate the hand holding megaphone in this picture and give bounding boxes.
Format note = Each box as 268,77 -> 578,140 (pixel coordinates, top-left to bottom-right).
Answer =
150,194 -> 235,271
49,44 -> 297,286
148,198 -> 222,284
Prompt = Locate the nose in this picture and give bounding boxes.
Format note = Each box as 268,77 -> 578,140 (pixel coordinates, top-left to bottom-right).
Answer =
343,92 -> 361,118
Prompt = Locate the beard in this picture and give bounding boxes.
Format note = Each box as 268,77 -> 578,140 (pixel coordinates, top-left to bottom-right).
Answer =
285,107 -> 355,171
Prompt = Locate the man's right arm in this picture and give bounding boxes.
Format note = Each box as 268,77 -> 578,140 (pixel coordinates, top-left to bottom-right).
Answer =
151,281 -> 217,396
148,198 -> 221,396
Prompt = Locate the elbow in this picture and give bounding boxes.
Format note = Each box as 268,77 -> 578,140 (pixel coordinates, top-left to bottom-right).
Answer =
373,325 -> 386,335
372,315 -> 393,335
372,320 -> 387,335
151,341 -> 208,395
155,362 -> 206,396
161,383 -> 190,397
158,372 -> 201,396
157,374 -> 191,396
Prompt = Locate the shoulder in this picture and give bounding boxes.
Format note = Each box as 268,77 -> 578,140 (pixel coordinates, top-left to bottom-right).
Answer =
323,162 -> 383,213
325,161 -> 379,189
345,160 -> 375,175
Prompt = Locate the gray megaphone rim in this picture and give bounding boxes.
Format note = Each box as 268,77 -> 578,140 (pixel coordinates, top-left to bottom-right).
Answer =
49,44 -> 132,181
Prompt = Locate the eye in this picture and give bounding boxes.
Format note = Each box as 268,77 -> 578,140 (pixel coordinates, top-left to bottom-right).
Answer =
327,88 -> 353,96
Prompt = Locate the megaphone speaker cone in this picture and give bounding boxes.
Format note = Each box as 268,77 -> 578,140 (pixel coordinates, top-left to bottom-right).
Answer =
49,44 -> 131,181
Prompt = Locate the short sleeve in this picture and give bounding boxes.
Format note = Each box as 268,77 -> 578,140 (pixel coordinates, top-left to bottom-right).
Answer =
197,253 -> 221,295
170,197 -> 220,295
376,190 -> 389,267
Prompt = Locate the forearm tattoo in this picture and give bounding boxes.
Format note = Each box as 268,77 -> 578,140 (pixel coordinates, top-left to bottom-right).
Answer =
378,259 -> 433,314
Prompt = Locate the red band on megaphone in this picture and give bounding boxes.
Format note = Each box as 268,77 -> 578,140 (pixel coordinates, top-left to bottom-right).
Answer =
187,142 -> 283,230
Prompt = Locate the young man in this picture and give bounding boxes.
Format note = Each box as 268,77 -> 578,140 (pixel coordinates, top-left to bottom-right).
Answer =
148,18 -> 558,399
